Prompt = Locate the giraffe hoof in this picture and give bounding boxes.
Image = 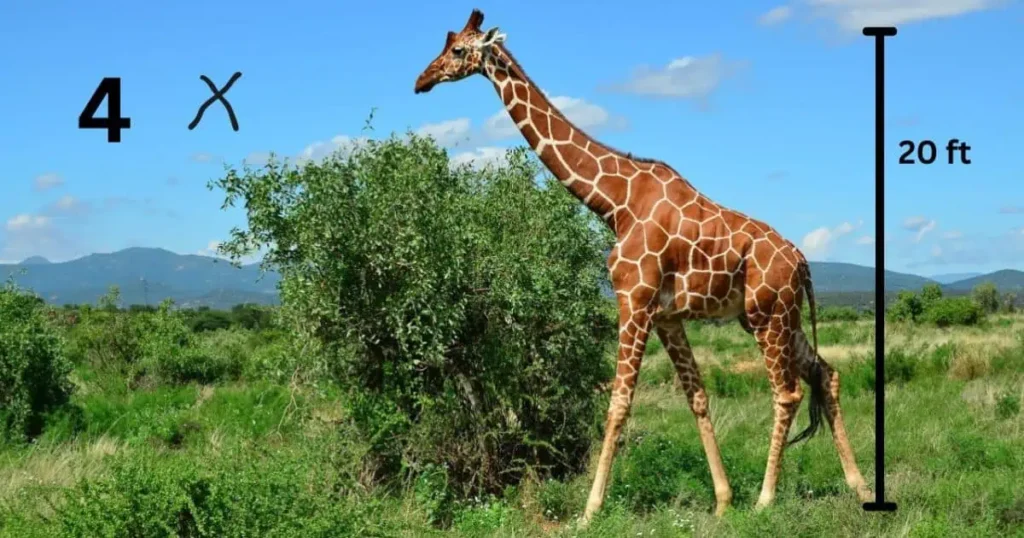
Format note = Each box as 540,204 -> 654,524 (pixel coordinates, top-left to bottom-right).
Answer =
857,486 -> 874,503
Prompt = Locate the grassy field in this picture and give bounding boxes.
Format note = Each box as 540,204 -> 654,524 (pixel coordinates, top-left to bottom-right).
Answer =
2,313 -> 1023,537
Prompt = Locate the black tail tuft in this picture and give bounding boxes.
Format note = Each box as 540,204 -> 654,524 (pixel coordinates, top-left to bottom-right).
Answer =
787,361 -> 825,446
788,261 -> 825,446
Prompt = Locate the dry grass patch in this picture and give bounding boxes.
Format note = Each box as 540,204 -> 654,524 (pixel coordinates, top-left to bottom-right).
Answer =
0,435 -> 123,503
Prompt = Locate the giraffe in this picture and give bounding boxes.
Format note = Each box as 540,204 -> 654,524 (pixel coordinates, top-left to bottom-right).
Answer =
413,9 -> 873,522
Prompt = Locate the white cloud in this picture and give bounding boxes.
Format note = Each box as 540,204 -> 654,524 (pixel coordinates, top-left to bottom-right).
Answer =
449,147 -> 509,170
54,195 -> 80,211
482,93 -> 621,141
297,135 -> 368,164
802,220 -> 860,259
856,235 -> 874,245
759,6 -> 793,25
191,152 -> 219,164
806,0 -> 1003,33
416,118 -> 473,147
902,216 -> 936,242
803,227 -> 833,254
605,54 -> 745,104
197,240 -> 224,258
243,152 -> 272,166
33,173 -> 63,192
941,230 -> 964,240
1,213 -> 80,262
196,240 -> 263,265
7,214 -> 51,231
907,228 -> 1024,268
416,92 -> 622,170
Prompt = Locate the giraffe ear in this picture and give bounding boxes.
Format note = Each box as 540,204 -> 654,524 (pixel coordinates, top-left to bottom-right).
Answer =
480,27 -> 506,46
445,31 -> 456,48
465,9 -> 484,32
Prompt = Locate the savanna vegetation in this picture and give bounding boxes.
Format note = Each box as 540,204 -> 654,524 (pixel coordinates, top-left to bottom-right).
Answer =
2,134 -> 1022,537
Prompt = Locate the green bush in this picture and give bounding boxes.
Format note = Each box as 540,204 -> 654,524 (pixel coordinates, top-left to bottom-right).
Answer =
817,305 -> 863,322
923,297 -> 984,327
40,448 -> 387,537
64,287 -> 146,374
211,135 -> 615,496
887,290 -> 924,322
0,284 -> 74,443
141,303 -> 244,385
971,282 -> 1000,314
995,392 -> 1020,420
608,431 -> 710,512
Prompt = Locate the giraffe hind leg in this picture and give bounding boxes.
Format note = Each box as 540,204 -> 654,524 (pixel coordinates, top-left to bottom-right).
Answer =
752,314 -> 804,510
792,330 -> 873,502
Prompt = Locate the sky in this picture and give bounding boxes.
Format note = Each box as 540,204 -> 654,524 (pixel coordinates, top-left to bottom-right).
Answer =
1,0 -> 1022,277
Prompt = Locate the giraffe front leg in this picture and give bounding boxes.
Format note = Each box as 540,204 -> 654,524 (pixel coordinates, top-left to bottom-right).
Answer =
655,321 -> 733,516
582,298 -> 653,524
754,324 -> 804,511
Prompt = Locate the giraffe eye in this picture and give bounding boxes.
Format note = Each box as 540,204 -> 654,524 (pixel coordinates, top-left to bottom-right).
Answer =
451,46 -> 465,57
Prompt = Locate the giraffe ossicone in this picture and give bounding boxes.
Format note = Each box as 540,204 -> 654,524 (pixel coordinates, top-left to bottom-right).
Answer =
414,8 -> 873,523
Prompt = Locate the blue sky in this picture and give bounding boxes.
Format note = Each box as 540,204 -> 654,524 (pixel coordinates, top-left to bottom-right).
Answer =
1,1 -> 1022,276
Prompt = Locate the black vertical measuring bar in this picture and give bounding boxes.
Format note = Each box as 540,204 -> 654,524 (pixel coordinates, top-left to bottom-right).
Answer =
862,25 -> 898,513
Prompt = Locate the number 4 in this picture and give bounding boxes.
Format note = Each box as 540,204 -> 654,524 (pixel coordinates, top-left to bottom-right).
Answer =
78,77 -> 132,143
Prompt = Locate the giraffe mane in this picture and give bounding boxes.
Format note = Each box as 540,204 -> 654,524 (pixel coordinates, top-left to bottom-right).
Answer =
493,44 -> 676,170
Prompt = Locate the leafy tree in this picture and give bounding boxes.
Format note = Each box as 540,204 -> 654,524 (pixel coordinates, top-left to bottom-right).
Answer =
188,309 -> 233,333
923,297 -> 983,327
971,281 -> 1000,314
920,283 -> 943,309
230,303 -> 273,330
0,283 -> 74,443
211,133 -> 615,495
1002,292 -> 1017,314
887,290 -> 923,322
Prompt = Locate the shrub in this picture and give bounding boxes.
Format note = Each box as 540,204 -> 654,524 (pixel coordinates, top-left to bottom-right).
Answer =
920,283 -> 943,309
817,306 -> 863,322
211,135 -> 615,496
884,347 -> 918,385
1001,292 -> 1017,313
44,447 -> 387,537
948,346 -> 990,381
0,283 -> 74,443
536,479 -> 576,522
64,287 -> 146,373
141,302 -> 244,385
887,290 -> 923,322
971,282 -> 1000,314
995,392 -> 1020,420
608,431 -> 709,512
923,297 -> 983,327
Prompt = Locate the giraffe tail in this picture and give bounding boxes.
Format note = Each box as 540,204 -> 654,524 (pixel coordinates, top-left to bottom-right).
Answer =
788,261 -> 825,446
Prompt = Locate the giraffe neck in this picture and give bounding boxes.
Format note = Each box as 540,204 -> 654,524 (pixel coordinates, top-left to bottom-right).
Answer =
482,46 -> 624,220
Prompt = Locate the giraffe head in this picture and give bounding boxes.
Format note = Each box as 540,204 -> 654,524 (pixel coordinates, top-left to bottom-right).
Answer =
414,9 -> 506,94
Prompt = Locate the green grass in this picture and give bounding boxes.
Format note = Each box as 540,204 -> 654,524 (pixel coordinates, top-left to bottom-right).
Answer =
3,316 -> 1024,537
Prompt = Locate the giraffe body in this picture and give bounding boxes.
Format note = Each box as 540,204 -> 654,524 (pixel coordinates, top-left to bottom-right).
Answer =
415,9 -> 872,523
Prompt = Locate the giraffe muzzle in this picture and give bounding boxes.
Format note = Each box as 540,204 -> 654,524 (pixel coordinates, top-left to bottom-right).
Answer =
414,76 -> 436,94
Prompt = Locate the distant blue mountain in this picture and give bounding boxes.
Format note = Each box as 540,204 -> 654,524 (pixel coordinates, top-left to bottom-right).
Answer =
2,247 -> 279,309
3,247 -> 1020,309
929,272 -> 983,284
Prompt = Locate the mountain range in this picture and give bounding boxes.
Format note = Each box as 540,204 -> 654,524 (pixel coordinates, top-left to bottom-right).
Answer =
2,248 -> 1021,309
